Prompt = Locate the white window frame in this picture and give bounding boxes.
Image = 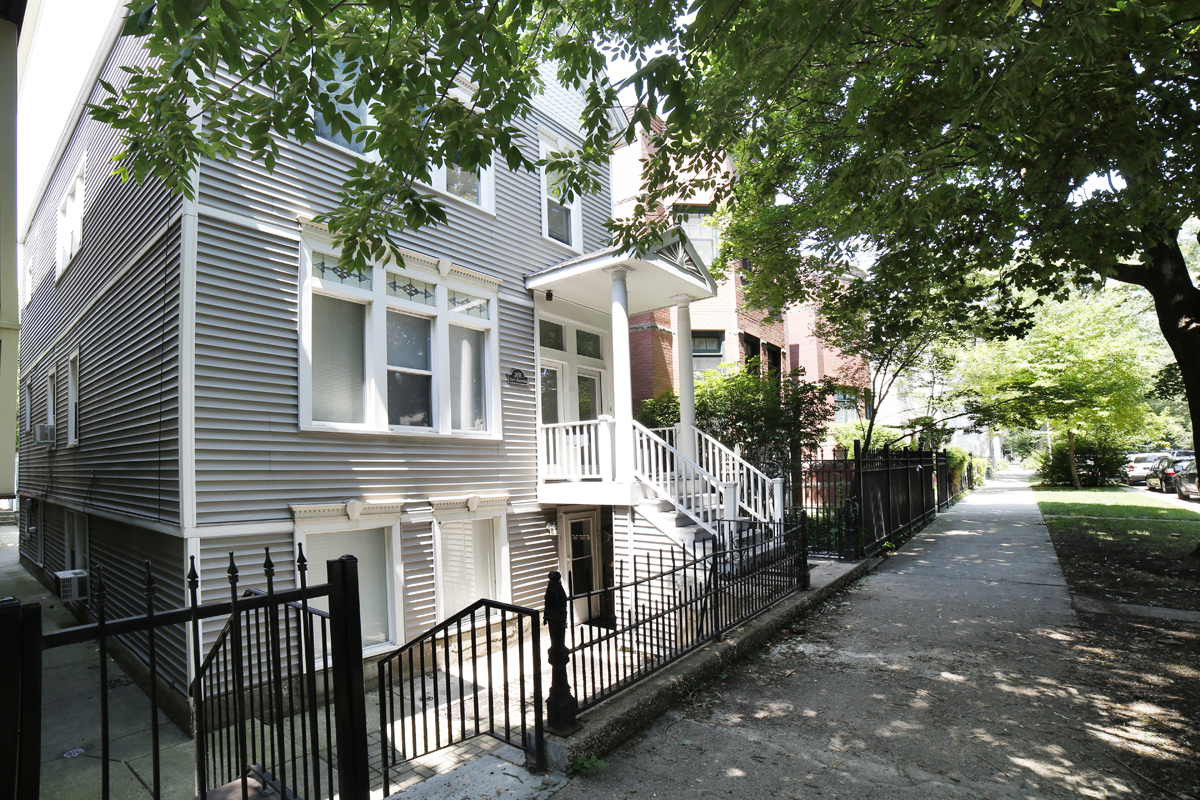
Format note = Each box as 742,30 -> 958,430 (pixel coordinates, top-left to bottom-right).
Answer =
67,350 -> 80,446
46,367 -> 56,433
294,516 -> 403,656
539,136 -> 583,252
65,509 -> 88,572
298,236 -> 501,439
56,155 -> 86,279
432,511 -> 511,623
536,310 -> 613,423
312,76 -> 496,215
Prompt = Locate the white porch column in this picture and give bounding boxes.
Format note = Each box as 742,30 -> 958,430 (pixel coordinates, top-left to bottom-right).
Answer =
0,20 -> 19,496
673,295 -> 696,460
609,268 -> 634,479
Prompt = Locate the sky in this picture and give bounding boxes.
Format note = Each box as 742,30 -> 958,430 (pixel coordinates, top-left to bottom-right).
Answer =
17,0 -> 129,235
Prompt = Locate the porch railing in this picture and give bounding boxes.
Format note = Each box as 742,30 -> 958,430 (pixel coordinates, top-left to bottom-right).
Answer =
687,427 -> 782,523
632,420 -> 735,538
538,419 -> 612,481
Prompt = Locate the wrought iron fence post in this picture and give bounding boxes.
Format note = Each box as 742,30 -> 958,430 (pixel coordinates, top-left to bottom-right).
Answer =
1,596 -> 22,795
1,596 -> 44,800
543,571 -> 579,735
852,440 -> 865,559
884,445 -> 894,544
187,558 -> 208,800
799,510 -> 811,590
328,555 -> 371,800
17,601 -> 41,800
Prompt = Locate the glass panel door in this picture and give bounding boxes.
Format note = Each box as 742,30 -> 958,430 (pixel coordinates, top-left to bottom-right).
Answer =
540,365 -> 562,425
568,515 -> 596,621
577,372 -> 600,421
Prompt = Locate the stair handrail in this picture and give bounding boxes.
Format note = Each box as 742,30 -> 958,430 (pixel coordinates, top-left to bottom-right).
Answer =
679,426 -> 779,523
632,420 -> 734,540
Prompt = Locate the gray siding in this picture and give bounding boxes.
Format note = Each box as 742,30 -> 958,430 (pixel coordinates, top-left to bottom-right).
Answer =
18,33 -> 182,532
191,80 -> 611,622
88,516 -> 189,691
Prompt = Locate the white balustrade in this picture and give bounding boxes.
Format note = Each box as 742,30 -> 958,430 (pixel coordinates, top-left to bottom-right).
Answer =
685,426 -> 776,522
539,420 -> 612,481
632,420 -> 730,539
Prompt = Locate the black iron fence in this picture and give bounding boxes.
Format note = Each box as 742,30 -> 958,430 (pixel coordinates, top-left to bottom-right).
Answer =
792,442 -> 974,560
376,599 -> 544,796
0,549 -> 371,800
548,516 -> 807,724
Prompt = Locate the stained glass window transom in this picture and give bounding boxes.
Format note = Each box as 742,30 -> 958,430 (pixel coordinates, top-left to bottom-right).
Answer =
313,253 -> 372,290
448,289 -> 489,319
386,271 -> 437,306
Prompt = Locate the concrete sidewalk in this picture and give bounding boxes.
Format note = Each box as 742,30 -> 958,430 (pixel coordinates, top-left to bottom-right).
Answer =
0,527 -> 195,800
552,471 -> 1145,799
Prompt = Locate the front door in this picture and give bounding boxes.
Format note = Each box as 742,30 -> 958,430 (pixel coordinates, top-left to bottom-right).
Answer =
540,360 -> 566,425
561,509 -> 614,626
576,370 -> 601,421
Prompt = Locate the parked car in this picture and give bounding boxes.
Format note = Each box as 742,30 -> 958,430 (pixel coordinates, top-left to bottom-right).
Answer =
1176,459 -> 1199,500
1171,449 -> 1195,459
1125,452 -> 1170,485
1146,456 -> 1191,492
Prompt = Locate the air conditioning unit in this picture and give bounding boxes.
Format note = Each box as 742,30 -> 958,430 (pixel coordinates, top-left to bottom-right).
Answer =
34,424 -> 55,446
54,569 -> 89,602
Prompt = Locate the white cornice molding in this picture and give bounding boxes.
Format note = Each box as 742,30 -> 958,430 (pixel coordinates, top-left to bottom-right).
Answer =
290,498 -> 408,520
428,493 -> 510,514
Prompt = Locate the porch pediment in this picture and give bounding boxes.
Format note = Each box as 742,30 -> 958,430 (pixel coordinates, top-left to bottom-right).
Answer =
525,229 -> 718,316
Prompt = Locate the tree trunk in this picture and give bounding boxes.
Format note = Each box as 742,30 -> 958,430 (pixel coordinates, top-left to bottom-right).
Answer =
1114,233 -> 1200,559
1067,429 -> 1082,490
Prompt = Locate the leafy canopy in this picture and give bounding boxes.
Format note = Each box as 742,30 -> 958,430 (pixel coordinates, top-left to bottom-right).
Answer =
956,287 -> 1157,441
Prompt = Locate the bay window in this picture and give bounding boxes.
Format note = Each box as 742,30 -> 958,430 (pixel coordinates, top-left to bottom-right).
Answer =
302,240 -> 499,437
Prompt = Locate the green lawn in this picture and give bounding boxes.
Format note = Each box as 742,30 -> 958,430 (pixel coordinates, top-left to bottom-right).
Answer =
1035,486 -> 1200,521
1033,486 -> 1200,611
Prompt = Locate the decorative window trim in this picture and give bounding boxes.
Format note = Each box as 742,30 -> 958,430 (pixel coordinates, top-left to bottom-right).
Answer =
298,233 -> 501,439
46,367 -> 56,433
294,515 -> 403,655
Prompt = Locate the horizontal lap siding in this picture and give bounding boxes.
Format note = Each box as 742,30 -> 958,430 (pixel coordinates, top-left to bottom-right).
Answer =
19,231 -> 182,521
19,33 -> 182,528
192,79 -> 609,639
89,517 -> 188,691
196,531 -> 298,656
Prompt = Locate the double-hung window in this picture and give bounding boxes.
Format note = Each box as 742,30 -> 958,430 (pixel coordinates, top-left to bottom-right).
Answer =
67,351 -> 80,446
302,239 -> 499,437
57,155 -> 86,277
540,136 -> 583,250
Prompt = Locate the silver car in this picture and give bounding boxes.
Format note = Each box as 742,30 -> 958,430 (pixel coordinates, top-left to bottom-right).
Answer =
1125,452 -> 1169,485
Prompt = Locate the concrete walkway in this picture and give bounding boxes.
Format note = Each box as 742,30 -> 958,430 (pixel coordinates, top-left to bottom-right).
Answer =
0,527 -> 195,799
552,471 -> 1145,799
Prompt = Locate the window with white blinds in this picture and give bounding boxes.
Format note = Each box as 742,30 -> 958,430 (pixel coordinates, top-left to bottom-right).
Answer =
304,528 -> 390,647
438,518 -> 498,620
305,248 -> 496,435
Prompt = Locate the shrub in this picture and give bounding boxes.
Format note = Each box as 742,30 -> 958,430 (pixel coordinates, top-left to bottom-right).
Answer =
1034,438 -> 1128,486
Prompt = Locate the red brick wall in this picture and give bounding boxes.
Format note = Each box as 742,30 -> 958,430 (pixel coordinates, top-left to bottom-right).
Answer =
629,309 -> 676,412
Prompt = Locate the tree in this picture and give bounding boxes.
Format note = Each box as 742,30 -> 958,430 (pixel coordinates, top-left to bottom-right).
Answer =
635,363 -> 836,477
657,0 -> 1200,459
809,274 -> 975,452
89,0 -> 642,271
956,288 -> 1155,489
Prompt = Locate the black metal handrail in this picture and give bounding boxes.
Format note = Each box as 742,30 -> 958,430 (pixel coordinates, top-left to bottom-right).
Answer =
376,598 -> 544,795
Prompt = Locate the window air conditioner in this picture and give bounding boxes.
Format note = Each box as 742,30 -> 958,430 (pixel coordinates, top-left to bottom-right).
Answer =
34,424 -> 55,446
54,569 -> 89,602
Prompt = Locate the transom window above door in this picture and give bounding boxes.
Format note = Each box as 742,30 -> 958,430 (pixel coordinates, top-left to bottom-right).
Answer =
302,241 -> 500,437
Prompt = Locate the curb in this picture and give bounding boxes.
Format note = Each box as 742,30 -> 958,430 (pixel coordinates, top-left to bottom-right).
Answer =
542,559 -> 871,772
